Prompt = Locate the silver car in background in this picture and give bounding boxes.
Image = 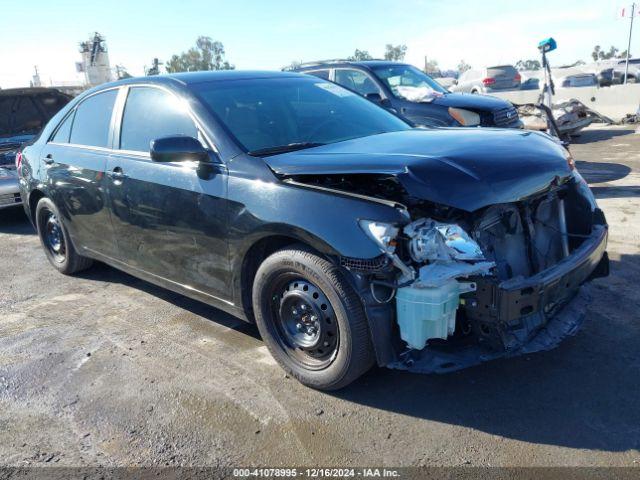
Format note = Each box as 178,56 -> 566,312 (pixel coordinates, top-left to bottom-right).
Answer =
0,87 -> 72,212
452,65 -> 521,93
0,165 -> 21,210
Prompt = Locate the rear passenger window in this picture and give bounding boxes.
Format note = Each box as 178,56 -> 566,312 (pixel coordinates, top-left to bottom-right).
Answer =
52,111 -> 75,143
119,87 -> 197,153
69,89 -> 117,148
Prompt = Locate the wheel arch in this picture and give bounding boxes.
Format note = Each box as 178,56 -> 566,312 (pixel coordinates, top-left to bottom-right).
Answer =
237,231 -> 336,322
27,188 -> 47,226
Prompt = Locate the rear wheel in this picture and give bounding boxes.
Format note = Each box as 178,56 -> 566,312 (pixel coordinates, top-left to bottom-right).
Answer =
252,247 -> 374,390
35,197 -> 93,274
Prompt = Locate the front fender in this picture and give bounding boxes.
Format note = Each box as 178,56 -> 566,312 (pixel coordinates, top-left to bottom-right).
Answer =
227,173 -> 408,263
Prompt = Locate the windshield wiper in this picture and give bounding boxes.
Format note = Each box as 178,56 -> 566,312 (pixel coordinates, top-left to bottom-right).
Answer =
248,142 -> 325,157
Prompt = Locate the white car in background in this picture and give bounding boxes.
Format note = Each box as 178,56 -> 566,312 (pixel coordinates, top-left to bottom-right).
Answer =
451,65 -> 521,93
553,68 -> 599,88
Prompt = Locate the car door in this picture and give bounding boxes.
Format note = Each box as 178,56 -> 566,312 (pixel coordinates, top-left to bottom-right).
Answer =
106,85 -> 230,301
41,88 -> 119,258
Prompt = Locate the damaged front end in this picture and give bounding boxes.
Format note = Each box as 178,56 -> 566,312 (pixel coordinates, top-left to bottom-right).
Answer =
340,172 -> 609,373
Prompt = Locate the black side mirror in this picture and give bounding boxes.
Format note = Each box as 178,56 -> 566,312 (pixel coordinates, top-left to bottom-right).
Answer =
365,92 -> 384,104
150,136 -> 210,163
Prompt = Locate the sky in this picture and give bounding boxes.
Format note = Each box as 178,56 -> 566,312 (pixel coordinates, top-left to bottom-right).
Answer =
0,0 -> 634,88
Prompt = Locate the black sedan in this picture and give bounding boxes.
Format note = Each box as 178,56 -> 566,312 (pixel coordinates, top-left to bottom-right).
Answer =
292,61 -> 522,129
18,71 -> 608,390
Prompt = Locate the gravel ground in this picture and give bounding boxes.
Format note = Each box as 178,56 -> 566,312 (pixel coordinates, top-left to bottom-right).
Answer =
0,125 -> 639,468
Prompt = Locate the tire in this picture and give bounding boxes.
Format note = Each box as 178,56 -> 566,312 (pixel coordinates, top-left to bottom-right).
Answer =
35,197 -> 93,275
252,247 -> 374,390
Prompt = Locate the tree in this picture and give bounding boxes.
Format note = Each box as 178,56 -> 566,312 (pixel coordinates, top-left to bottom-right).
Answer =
347,49 -> 374,61
165,36 -> 234,73
514,59 -> 541,71
457,60 -> 472,74
384,44 -> 407,61
423,58 -> 439,75
592,45 -> 626,61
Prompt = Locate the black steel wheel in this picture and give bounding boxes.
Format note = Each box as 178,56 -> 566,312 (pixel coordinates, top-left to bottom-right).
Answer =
42,210 -> 66,264
252,246 -> 374,390
35,197 -> 93,275
273,277 -> 339,369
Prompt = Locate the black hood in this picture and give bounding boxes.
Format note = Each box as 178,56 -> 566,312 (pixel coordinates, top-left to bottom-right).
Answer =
265,128 -> 572,212
430,92 -> 512,111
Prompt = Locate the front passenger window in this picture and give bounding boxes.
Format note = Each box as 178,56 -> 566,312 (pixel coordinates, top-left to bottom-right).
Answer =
120,87 -> 198,153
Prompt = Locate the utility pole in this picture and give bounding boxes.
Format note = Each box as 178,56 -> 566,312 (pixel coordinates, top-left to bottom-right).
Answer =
624,2 -> 636,84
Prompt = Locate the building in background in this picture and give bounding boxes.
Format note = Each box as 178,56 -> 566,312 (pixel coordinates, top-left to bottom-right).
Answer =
78,32 -> 112,87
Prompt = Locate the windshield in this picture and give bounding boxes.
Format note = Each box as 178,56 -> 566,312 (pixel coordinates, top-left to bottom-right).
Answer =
192,77 -> 410,154
371,65 -> 449,100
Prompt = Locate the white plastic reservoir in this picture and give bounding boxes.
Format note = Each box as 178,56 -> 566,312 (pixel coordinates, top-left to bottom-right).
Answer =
395,279 -> 461,350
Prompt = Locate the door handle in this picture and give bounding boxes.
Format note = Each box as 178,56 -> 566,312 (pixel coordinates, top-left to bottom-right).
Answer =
107,167 -> 128,181
43,154 -> 54,165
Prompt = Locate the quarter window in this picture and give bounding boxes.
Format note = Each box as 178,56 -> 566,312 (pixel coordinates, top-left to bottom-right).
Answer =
69,89 -> 118,148
306,70 -> 330,80
334,69 -> 381,97
119,87 -> 198,153
51,111 -> 75,143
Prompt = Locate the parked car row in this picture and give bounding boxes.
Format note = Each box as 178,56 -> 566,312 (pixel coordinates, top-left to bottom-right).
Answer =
292,60 -> 522,129
1,88 -> 72,210
16,69 -> 609,389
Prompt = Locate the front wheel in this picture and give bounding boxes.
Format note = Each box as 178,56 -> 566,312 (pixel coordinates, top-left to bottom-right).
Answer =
252,247 -> 374,390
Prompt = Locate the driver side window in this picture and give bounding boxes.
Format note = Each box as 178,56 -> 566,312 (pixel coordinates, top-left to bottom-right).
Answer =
334,69 -> 381,97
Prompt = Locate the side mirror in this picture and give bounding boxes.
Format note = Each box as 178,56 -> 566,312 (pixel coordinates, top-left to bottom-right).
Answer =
150,135 -> 210,163
452,79 -> 458,85
365,92 -> 384,104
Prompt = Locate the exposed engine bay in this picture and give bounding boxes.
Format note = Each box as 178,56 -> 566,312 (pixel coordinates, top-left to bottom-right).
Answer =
288,169 -> 609,372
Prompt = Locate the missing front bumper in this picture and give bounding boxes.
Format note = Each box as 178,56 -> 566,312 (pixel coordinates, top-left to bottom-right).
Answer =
387,223 -> 608,374
387,285 -> 592,374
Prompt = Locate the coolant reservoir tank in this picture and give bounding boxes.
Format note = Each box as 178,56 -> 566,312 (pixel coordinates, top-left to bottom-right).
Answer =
395,279 -> 461,350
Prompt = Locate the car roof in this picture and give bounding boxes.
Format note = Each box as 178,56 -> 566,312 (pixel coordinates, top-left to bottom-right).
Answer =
93,70 -> 305,91
0,87 -> 68,97
295,60 -> 410,71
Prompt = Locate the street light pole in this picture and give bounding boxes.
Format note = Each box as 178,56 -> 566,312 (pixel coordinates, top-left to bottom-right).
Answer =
624,2 -> 636,84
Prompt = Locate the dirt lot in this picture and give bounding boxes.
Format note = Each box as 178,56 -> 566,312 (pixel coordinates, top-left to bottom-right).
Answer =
0,125 -> 639,468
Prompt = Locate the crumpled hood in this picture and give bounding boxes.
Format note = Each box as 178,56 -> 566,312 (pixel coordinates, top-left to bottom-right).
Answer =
265,128 -> 572,212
